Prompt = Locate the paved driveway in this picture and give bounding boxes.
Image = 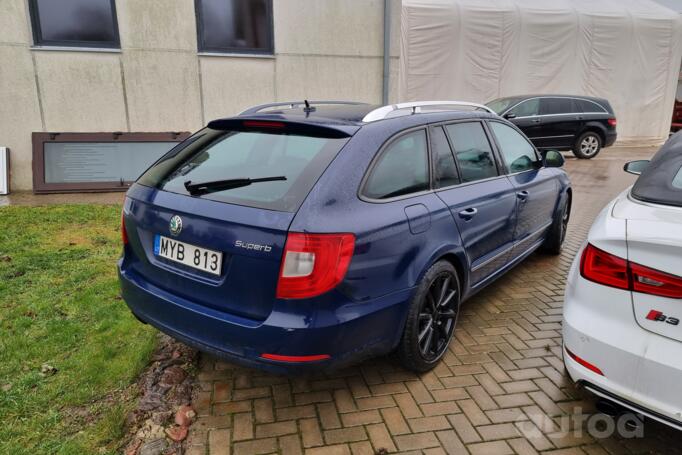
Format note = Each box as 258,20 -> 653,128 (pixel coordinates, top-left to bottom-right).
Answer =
187,146 -> 682,455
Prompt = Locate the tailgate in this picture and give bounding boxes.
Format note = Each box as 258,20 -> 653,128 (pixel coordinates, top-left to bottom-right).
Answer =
122,184 -> 292,321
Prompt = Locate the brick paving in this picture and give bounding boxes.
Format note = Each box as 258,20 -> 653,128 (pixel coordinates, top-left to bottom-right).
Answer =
186,146 -> 682,455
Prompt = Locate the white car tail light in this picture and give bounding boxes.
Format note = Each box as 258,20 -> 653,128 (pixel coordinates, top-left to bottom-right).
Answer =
580,243 -> 682,298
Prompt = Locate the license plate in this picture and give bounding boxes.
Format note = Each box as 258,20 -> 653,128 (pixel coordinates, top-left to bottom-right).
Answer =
154,235 -> 223,276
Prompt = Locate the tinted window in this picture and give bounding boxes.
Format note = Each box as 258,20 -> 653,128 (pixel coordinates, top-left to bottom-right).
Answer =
508,99 -> 540,117
490,122 -> 538,173
196,0 -> 273,54
29,0 -> 119,47
445,123 -> 498,183
431,127 -> 459,188
540,98 -> 576,115
364,130 -> 429,199
577,99 -> 606,113
673,166 -> 682,189
486,97 -> 524,115
140,128 -> 348,212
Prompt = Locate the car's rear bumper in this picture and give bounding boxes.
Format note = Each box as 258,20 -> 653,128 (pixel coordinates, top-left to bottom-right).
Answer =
604,131 -> 617,147
119,261 -> 412,374
563,251 -> 682,430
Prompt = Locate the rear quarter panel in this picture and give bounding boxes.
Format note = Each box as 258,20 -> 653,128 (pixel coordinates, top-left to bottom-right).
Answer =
290,119 -> 468,302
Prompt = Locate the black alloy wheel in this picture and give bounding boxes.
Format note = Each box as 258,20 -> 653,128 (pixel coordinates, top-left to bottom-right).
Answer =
398,261 -> 460,372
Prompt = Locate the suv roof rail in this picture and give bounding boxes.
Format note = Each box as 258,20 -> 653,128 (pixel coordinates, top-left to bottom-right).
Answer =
362,100 -> 496,123
240,100 -> 368,115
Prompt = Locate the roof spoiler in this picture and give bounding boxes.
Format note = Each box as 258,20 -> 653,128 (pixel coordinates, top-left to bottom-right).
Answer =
206,118 -> 355,139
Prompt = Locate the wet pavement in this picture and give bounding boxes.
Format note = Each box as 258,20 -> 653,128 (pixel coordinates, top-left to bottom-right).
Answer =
185,146 -> 682,455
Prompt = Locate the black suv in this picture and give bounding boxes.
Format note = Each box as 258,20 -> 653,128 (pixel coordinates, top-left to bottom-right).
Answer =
486,95 -> 617,159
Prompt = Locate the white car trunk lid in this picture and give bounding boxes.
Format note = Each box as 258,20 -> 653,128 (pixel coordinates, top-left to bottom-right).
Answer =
614,194 -> 682,343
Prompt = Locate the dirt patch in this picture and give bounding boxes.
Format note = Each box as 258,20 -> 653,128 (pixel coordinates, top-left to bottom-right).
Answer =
122,334 -> 199,455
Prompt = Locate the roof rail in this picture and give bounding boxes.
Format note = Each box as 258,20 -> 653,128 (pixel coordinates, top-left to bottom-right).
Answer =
362,101 -> 495,122
240,101 -> 368,115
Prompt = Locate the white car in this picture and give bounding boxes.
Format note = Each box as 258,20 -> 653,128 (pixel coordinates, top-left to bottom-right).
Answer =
563,134 -> 682,430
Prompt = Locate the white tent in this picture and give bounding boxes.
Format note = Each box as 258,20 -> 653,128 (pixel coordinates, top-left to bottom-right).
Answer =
399,0 -> 682,145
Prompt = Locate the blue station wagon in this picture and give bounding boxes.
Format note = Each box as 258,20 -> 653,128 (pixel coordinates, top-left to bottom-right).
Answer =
119,100 -> 571,373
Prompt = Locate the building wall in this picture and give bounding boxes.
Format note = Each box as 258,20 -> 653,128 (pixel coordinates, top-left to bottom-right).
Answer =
0,0 -> 401,192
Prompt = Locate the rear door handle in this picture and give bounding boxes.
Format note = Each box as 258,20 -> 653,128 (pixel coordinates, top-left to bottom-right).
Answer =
531,118 -> 541,123
517,190 -> 529,202
458,207 -> 478,220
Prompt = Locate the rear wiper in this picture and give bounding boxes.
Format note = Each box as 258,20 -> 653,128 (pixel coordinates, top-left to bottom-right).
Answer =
184,176 -> 287,196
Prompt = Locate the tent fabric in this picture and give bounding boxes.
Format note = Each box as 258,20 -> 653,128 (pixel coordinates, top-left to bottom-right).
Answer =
399,0 -> 682,145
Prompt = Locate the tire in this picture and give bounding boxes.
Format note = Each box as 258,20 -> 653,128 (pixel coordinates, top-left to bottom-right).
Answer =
573,131 -> 602,159
398,261 -> 460,373
542,195 -> 570,255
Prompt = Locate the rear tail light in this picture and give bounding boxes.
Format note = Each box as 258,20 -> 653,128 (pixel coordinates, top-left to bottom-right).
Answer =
580,243 -> 682,298
276,232 -> 355,299
631,263 -> 682,299
607,118 -> 617,127
580,243 -> 629,290
121,211 -> 129,245
565,347 -> 604,376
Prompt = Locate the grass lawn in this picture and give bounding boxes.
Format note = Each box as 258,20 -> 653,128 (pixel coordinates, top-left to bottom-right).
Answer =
0,205 -> 157,454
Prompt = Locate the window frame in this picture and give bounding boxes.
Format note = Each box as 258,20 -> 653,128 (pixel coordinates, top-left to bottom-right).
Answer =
359,127 -> 433,203
28,0 -> 121,49
194,0 -> 274,55
32,131 -> 190,194
485,119 -> 541,175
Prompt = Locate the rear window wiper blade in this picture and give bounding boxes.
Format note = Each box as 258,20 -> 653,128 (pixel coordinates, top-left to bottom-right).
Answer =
184,176 -> 287,196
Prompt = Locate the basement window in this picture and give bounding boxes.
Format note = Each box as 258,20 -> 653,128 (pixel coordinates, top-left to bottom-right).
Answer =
195,0 -> 274,54
29,0 -> 120,48
32,132 -> 190,193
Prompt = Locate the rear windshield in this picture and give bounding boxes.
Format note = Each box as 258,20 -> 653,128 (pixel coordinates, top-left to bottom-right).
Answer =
631,133 -> 682,208
137,128 -> 349,212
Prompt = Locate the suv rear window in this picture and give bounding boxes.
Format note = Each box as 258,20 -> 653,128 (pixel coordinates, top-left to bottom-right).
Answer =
137,128 -> 349,212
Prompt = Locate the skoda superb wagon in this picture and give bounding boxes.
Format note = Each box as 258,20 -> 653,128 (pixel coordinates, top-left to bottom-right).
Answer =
119,100 -> 571,373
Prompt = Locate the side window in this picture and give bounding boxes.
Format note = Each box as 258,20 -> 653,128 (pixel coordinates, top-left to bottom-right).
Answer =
430,127 -> 459,188
540,98 -> 575,115
508,99 -> 540,118
445,122 -> 498,183
364,130 -> 430,199
490,122 -> 538,173
577,99 -> 605,113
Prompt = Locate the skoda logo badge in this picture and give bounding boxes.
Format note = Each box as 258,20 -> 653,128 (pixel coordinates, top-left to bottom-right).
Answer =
169,215 -> 183,237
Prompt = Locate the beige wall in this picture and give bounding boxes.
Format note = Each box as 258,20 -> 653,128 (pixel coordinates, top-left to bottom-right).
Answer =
0,0 -> 401,191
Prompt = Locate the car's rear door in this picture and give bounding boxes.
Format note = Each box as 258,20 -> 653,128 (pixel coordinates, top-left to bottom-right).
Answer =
122,123 -> 352,321
538,97 -> 581,149
487,120 -> 558,258
434,121 -> 517,286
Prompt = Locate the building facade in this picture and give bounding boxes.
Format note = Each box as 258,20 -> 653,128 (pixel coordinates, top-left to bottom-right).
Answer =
0,0 -> 400,192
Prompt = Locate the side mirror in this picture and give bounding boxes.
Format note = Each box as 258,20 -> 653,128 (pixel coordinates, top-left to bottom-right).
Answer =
624,160 -> 649,175
504,113 -> 516,120
542,150 -> 565,168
